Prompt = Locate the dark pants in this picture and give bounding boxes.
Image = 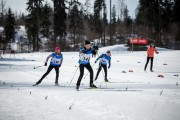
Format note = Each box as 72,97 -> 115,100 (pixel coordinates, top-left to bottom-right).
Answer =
144,57 -> 154,71
76,64 -> 93,86
96,64 -> 107,79
37,65 -> 60,84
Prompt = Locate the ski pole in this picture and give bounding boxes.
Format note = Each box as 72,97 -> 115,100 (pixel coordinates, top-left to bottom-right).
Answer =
69,66 -> 79,86
33,65 -> 44,69
83,62 -> 96,79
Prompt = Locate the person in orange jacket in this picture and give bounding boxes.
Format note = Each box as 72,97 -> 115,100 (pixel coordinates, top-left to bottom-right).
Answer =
144,44 -> 159,72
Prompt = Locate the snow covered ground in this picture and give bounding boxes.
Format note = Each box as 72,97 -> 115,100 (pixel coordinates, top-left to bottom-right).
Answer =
0,44 -> 180,120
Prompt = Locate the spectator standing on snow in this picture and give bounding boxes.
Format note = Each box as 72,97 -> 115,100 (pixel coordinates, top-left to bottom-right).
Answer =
33,47 -> 63,86
94,50 -> 111,82
144,44 -> 159,72
76,40 -> 98,90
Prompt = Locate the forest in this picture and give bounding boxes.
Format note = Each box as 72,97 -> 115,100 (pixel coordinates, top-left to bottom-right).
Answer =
0,0 -> 179,52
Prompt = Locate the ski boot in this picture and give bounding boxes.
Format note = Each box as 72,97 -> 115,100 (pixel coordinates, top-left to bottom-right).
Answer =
90,83 -> 97,88
55,83 -> 59,86
76,85 -> 79,91
104,78 -> 109,82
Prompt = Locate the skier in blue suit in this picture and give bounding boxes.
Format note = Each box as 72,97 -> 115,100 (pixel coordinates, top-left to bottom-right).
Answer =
95,50 -> 111,82
76,40 -> 98,90
33,47 -> 63,86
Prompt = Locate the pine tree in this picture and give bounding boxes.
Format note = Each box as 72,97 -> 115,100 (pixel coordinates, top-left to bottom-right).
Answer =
82,0 -> 93,42
111,5 -> 116,25
123,5 -> 131,27
26,0 -> 43,51
161,0 -> 173,32
102,4 -> 107,46
136,0 -> 162,44
93,0 -> 106,45
173,0 -> 180,41
40,2 -> 52,38
111,4 -> 116,44
0,0 -> 6,26
53,0 -> 67,49
68,0 -> 82,50
4,8 -> 15,46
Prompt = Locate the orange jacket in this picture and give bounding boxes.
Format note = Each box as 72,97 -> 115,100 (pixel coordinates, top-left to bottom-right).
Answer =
147,47 -> 158,57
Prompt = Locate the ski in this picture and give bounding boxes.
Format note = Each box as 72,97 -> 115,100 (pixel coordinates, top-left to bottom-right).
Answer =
84,87 -> 115,90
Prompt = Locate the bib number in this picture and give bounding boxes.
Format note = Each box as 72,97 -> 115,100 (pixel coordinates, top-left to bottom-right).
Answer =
51,58 -> 61,65
80,53 -> 91,62
101,58 -> 107,64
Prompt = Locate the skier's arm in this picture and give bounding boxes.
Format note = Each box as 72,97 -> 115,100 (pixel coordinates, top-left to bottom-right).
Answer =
154,47 -> 159,54
108,59 -> 111,68
60,55 -> 63,66
147,48 -> 150,57
92,46 -> 99,57
95,54 -> 102,63
44,54 -> 52,66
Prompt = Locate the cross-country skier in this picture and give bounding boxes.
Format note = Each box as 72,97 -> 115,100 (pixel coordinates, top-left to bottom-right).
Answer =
76,40 -> 98,90
33,47 -> 63,86
94,50 -> 111,82
144,44 -> 159,72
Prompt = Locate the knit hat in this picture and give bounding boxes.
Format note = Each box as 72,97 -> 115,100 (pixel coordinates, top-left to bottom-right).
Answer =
55,47 -> 60,51
85,40 -> 90,45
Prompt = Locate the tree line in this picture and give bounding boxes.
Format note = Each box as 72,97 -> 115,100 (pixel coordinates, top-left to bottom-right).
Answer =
0,0 -> 180,52
135,0 -> 180,49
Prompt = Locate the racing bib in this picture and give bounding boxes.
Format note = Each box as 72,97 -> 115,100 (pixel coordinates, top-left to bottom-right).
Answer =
79,53 -> 91,62
100,58 -> 108,65
51,58 -> 62,65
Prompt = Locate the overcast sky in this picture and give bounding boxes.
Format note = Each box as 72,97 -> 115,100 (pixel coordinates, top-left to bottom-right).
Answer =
5,0 -> 139,18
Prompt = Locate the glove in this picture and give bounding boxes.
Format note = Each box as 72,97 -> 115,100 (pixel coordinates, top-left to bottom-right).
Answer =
44,63 -> 47,66
81,50 -> 86,53
157,52 -> 159,54
95,60 -> 98,63
93,46 -> 99,51
108,66 -> 110,69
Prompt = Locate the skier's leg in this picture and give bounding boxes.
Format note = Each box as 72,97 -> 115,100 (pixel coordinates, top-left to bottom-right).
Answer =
150,57 -> 154,71
144,57 -> 150,71
95,64 -> 102,80
76,64 -> 84,87
102,65 -> 108,80
54,66 -> 60,84
85,64 -> 95,86
36,65 -> 53,85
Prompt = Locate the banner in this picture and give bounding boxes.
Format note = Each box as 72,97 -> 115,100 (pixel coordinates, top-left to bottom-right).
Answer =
130,38 -> 148,45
